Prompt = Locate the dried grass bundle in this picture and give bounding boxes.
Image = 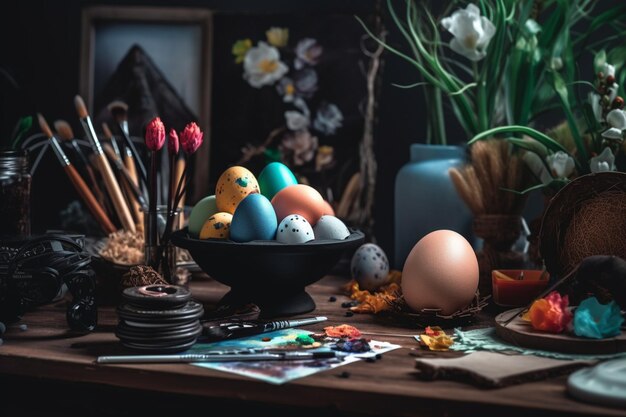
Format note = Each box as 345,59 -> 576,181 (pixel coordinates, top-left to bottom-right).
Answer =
449,140 -> 531,215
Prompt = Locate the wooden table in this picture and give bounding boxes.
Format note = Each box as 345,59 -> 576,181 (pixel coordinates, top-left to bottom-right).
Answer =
0,275 -> 623,417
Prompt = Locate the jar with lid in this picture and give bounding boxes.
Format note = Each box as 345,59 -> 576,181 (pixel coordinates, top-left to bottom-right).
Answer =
0,150 -> 31,237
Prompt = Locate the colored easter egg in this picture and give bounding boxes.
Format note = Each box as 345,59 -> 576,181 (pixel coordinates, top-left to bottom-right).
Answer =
351,243 -> 390,291
258,162 -> 298,201
188,195 -> 217,237
230,193 -> 277,242
271,184 -> 325,226
199,212 -> 233,240
313,215 -> 350,240
276,214 -> 315,244
215,166 -> 260,214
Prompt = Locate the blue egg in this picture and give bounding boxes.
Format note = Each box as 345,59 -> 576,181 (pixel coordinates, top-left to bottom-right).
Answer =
258,162 -> 298,201
230,193 -> 278,242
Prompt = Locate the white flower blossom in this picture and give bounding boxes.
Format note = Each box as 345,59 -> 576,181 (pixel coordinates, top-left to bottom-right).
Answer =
588,92 -> 603,122
313,103 -> 343,135
285,110 -> 310,131
602,63 -> 616,77
602,109 -> 626,141
243,41 -> 288,88
295,38 -> 323,70
441,4 -> 496,62
546,151 -> 575,179
589,147 -> 616,173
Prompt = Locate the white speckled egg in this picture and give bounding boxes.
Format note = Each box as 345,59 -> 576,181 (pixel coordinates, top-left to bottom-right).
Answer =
350,243 -> 390,291
313,215 -> 350,240
276,214 -> 314,244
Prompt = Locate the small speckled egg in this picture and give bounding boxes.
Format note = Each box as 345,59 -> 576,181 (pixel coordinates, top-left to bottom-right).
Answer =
276,214 -> 314,244
188,195 -> 217,237
216,166 -> 260,214
350,243 -> 390,291
199,212 -> 233,240
313,215 -> 350,240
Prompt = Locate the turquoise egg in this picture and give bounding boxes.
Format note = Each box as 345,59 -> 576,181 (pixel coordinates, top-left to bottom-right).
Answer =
188,195 -> 218,237
258,162 -> 298,201
230,193 -> 278,242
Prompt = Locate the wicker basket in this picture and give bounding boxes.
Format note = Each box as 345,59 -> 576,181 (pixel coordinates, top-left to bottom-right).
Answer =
539,172 -> 626,278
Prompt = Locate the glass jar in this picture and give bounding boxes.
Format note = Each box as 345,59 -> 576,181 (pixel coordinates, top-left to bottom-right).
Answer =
143,205 -> 183,285
0,150 -> 31,237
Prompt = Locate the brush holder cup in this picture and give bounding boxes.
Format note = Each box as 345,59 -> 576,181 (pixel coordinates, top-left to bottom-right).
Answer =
171,227 -> 365,318
143,206 -> 182,285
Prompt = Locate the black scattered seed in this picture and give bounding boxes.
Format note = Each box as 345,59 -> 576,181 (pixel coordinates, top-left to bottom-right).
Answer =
345,311 -> 354,317
366,357 -> 376,363
329,296 -> 337,302
338,371 -> 350,378
375,354 -> 382,360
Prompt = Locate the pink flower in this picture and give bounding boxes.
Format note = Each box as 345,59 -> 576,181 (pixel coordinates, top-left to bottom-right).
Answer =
145,117 -> 165,151
168,128 -> 179,155
528,291 -> 573,333
180,122 -> 204,154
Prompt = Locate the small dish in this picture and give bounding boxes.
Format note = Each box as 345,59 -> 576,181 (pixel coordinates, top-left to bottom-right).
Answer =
492,269 -> 550,307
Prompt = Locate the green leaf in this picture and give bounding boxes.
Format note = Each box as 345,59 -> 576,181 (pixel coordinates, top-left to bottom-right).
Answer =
468,125 -> 570,154
11,116 -> 32,149
506,137 -> 549,158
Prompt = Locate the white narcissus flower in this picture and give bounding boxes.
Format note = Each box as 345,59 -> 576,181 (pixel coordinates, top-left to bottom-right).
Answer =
602,63 -> 616,77
602,109 -> 626,141
243,41 -> 289,88
295,38 -> 323,70
441,4 -> 496,62
589,147 -> 616,173
546,151 -> 575,179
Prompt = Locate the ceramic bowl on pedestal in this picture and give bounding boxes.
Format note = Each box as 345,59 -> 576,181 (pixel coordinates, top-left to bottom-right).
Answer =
171,227 -> 364,318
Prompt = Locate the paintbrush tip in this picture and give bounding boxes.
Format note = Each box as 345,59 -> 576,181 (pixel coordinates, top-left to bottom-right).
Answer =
102,122 -> 113,138
37,113 -> 53,138
54,120 -> 74,141
74,95 -> 89,119
108,101 -> 129,121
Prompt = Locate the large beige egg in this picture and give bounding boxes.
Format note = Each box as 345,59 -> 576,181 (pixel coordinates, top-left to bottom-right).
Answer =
401,230 -> 478,315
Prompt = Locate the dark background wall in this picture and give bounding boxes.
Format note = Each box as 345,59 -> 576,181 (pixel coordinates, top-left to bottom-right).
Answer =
2,0 -> 608,261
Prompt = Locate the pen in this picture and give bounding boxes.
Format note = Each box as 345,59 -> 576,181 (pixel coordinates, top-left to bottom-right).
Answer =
201,316 -> 328,341
96,350 -> 342,364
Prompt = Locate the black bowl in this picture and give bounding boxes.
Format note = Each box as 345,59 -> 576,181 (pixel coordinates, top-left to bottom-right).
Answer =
171,227 -> 365,318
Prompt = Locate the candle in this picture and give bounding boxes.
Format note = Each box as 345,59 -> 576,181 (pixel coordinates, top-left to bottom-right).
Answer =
492,269 -> 550,307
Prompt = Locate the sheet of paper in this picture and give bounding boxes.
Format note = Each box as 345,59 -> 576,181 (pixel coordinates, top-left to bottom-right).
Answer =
189,328 -> 400,384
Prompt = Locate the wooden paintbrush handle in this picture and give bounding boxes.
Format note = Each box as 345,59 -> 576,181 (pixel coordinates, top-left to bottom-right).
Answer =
124,153 -> 143,230
94,153 -> 136,232
64,164 -> 116,234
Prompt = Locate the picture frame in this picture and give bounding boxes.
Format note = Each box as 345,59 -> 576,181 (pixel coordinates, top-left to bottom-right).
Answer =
79,6 -> 213,199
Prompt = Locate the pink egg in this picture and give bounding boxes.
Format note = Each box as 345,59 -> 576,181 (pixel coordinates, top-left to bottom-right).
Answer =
271,184 -> 325,226
401,230 -> 478,315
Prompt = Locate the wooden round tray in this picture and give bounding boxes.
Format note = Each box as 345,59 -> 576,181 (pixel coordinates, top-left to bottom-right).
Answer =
495,309 -> 626,355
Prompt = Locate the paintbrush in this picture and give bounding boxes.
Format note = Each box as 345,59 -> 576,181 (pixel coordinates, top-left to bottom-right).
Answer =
108,100 -> 148,188
101,142 -> 148,211
54,119 -> 108,210
501,267 -> 578,327
38,114 -> 116,235
74,95 -> 136,232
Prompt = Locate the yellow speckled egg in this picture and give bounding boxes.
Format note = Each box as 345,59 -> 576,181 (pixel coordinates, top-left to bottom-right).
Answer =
215,166 -> 260,214
199,212 -> 233,240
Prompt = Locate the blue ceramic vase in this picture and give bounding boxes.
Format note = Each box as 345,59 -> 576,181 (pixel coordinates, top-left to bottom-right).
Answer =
394,143 -> 474,268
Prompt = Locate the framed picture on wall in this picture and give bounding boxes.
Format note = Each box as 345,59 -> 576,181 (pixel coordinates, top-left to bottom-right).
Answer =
79,6 -> 213,199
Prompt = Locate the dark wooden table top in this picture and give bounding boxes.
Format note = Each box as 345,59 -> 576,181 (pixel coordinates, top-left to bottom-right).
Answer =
0,274 -> 623,417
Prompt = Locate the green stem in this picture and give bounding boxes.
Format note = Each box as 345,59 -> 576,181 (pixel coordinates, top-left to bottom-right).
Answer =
474,61 -> 488,132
